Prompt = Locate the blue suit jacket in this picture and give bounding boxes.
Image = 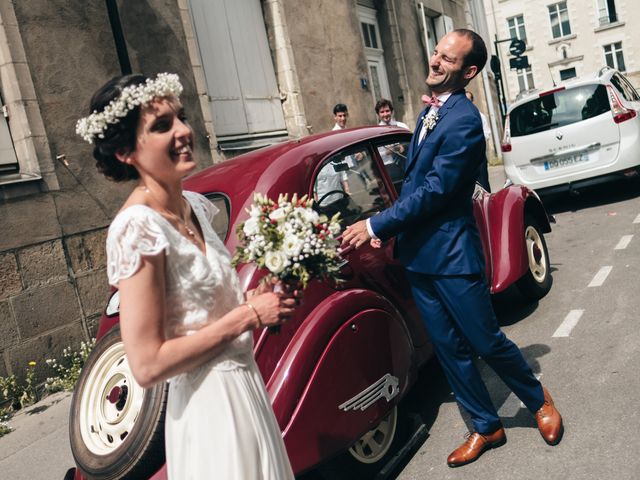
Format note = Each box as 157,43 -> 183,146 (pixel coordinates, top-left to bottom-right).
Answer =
369,90 -> 487,275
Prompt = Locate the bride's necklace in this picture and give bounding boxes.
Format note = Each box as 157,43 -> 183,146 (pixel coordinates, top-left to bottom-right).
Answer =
141,186 -> 200,244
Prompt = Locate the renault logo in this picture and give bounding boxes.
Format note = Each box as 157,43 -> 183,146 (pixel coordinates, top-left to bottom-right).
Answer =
556,131 -> 563,140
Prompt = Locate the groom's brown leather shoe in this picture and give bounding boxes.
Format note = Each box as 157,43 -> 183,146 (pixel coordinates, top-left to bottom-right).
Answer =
535,387 -> 564,445
446,427 -> 506,468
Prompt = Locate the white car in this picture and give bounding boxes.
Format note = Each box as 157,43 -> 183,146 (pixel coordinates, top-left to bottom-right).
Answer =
501,67 -> 640,194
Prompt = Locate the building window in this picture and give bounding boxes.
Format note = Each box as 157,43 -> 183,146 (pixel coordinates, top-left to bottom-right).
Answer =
507,15 -> 527,44
597,0 -> 618,26
358,5 -> 391,104
517,67 -> 535,92
559,67 -> 577,81
361,22 -> 379,49
603,42 -> 626,72
548,2 -> 572,39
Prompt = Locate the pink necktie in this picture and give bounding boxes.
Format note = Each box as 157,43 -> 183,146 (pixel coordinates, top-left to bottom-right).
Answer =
421,94 -> 442,108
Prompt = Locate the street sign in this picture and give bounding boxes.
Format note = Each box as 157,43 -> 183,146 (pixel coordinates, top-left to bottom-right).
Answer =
509,38 -> 526,56
509,55 -> 530,70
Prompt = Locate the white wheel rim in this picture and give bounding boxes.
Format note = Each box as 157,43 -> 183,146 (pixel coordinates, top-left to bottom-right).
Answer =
525,225 -> 547,284
348,406 -> 397,464
78,341 -> 146,455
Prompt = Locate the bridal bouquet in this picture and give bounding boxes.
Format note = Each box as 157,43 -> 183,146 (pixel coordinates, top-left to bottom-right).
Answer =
232,193 -> 343,288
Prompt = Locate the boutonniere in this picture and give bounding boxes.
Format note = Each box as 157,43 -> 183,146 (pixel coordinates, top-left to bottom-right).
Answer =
422,112 -> 439,132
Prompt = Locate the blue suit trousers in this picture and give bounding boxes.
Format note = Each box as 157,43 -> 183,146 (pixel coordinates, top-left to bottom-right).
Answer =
405,271 -> 545,434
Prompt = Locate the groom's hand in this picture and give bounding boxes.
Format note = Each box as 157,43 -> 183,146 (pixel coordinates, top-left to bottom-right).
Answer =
343,220 -> 371,249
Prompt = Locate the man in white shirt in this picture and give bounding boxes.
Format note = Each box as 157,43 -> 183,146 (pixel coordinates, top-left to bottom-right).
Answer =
332,103 -> 349,130
375,98 -> 410,130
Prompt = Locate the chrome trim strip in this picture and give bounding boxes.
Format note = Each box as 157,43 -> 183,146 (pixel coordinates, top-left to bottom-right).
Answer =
529,142 -> 601,165
338,373 -> 400,412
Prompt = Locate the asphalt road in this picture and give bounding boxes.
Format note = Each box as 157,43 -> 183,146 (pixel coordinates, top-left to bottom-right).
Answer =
394,176 -> 640,480
2,168 -> 640,480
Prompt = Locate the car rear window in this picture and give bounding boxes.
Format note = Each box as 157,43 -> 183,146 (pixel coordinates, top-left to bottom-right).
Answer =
204,193 -> 231,241
510,84 -> 610,137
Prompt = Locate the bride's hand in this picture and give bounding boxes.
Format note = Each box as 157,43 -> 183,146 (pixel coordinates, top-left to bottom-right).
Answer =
246,277 -> 279,299
246,291 -> 298,328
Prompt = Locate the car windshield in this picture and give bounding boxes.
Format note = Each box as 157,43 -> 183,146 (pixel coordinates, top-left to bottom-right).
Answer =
510,84 -> 610,137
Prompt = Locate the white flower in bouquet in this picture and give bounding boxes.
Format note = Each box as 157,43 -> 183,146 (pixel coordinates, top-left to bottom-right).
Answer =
269,207 -> 287,223
249,204 -> 262,218
233,192 -> 343,288
282,234 -> 303,257
265,250 -> 288,274
243,217 -> 260,236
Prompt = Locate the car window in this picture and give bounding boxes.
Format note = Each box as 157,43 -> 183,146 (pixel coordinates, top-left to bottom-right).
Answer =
313,147 -> 389,231
510,84 -> 609,137
203,193 -> 231,240
375,139 -> 410,195
611,73 -> 640,102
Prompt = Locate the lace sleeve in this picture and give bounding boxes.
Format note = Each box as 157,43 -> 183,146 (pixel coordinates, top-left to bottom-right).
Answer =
106,206 -> 170,286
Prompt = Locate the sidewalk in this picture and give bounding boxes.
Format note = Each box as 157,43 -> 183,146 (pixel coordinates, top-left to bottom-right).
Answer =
488,164 -> 506,192
0,391 -> 74,480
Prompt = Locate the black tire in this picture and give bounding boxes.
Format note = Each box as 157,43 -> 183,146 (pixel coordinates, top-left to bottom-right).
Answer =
69,327 -> 167,480
516,214 -> 552,301
316,405 -> 408,480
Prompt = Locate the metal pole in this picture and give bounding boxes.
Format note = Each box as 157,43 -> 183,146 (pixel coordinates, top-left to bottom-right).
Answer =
106,0 -> 132,75
494,35 -> 513,123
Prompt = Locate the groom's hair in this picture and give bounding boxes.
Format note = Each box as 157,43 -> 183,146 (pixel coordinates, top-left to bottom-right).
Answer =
453,28 -> 487,76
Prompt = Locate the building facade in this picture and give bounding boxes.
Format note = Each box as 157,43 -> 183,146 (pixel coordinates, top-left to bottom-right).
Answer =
0,0 -> 490,383
485,0 -> 640,104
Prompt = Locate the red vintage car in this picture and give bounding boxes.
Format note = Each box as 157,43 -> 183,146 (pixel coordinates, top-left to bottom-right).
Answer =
67,126 -> 552,480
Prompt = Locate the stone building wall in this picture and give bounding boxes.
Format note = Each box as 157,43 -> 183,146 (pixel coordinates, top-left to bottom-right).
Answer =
0,0 -> 212,383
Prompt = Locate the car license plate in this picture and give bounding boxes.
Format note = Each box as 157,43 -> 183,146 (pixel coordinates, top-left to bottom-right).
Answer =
544,152 -> 589,171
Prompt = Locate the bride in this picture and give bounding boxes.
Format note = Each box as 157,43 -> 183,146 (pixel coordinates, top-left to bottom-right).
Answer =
77,73 -> 297,479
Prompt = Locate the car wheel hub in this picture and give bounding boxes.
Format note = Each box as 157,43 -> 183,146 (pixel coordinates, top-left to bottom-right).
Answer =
348,406 -> 397,464
79,342 -> 145,455
525,226 -> 547,283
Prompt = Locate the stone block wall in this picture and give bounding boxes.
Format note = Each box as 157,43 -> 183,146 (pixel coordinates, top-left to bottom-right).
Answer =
0,228 -> 108,383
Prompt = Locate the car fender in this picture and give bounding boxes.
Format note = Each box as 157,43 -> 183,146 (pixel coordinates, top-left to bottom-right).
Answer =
266,289 -> 414,473
489,185 -> 551,292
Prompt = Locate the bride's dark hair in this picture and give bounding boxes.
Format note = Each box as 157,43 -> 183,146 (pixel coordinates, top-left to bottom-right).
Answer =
88,74 -> 148,182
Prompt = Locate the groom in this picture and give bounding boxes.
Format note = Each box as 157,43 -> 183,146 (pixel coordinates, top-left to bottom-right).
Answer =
342,29 -> 563,467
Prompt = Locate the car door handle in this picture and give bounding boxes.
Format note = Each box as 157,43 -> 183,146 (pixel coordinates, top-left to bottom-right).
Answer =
337,239 -> 355,267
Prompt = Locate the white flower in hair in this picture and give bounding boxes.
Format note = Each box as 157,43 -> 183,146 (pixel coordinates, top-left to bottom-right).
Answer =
76,72 -> 184,144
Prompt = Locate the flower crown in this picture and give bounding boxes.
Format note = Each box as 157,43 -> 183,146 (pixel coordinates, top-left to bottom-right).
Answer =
76,73 -> 184,144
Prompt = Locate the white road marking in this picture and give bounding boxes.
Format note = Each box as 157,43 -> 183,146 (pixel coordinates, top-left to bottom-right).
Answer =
615,235 -> 633,250
497,374 -> 542,417
588,266 -> 612,287
634,214 -> 640,224
553,309 -> 584,338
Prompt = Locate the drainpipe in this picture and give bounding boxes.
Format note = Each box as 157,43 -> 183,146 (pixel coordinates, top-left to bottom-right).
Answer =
105,0 -> 131,75
386,0 -> 416,124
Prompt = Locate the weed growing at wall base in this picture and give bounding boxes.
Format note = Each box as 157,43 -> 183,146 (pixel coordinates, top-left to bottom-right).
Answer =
0,340 -> 95,438
0,409 -> 12,437
45,339 -> 96,393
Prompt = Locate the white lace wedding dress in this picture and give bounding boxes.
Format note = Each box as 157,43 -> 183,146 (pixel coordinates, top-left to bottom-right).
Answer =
106,190 -> 294,480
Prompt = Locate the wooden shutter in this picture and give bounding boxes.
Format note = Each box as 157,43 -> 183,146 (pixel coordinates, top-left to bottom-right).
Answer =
189,0 -> 286,137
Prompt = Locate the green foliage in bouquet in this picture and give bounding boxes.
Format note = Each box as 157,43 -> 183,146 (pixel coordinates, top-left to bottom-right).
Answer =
232,193 -> 343,288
